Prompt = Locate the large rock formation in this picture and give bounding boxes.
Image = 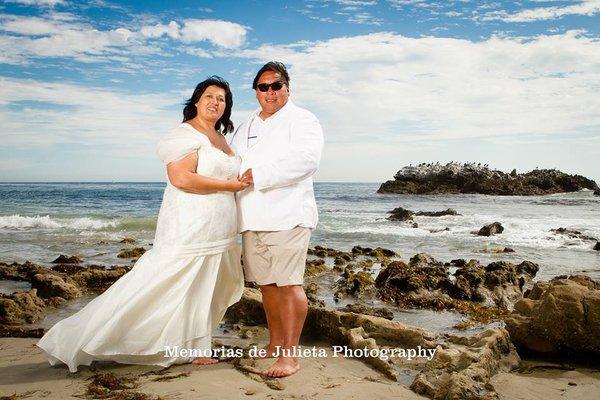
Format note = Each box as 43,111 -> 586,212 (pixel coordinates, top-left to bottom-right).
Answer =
378,163 -> 599,195
505,275 -> 600,356
376,254 -> 538,309
227,288 -> 519,400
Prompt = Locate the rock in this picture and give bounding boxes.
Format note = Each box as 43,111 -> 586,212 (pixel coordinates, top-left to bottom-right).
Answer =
305,259 -> 327,277
228,288 -> 515,398
377,254 -> 537,309
376,256 -> 451,295
0,324 -> 45,338
594,189 -> 600,196
478,222 -> 504,236
387,207 -> 414,221
387,207 -> 459,221
72,266 -> 128,292
411,328 -> 519,400
334,270 -> 375,299
0,289 -> 46,324
307,246 -> 354,260
595,242 -> 600,251
412,222 -> 419,228
51,254 -> 82,264
30,273 -> 82,300
506,276 -> 600,356
340,303 -> 394,320
51,264 -> 86,274
551,227 -> 597,242
378,163 -> 599,195
117,247 -> 146,259
415,208 -> 460,217
350,245 -> 397,259
120,237 -> 136,244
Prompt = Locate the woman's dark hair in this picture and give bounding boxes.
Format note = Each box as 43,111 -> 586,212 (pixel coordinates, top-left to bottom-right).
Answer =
182,76 -> 234,134
252,61 -> 290,90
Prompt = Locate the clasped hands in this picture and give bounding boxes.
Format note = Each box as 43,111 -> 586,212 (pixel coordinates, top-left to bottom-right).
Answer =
229,169 -> 254,192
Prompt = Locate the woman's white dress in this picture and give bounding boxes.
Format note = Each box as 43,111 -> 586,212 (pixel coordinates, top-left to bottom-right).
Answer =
37,123 -> 244,372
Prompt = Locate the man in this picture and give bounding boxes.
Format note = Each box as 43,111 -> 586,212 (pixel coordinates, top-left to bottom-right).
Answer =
229,61 -> 324,378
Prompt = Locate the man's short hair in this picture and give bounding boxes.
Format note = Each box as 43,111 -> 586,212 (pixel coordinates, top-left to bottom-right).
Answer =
252,61 -> 290,90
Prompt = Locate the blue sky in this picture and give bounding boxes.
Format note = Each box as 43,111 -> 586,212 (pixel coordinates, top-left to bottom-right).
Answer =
1,0 -> 599,183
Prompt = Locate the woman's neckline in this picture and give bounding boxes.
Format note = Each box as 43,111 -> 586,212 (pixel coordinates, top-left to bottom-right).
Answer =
181,122 -> 236,158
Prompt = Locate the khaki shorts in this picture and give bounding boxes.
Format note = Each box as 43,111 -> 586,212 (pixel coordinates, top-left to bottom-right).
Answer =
242,226 -> 311,287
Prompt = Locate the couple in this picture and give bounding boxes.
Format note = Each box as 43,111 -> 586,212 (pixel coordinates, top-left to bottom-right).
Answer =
37,61 -> 324,378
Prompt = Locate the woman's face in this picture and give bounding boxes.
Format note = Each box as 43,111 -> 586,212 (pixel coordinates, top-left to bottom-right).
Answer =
196,85 -> 227,122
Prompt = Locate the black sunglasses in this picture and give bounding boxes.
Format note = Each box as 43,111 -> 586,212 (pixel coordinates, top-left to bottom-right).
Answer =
257,81 -> 285,92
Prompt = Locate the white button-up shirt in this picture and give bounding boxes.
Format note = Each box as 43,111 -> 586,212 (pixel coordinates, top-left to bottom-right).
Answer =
229,100 -> 324,232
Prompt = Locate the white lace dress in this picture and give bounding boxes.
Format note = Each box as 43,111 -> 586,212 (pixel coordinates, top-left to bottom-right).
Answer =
37,123 -> 244,372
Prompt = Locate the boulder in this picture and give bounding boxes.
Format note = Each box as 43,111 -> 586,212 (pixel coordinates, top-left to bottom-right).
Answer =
387,207 -> 414,221
477,222 -> 504,236
30,273 -> 82,300
506,276 -> 600,355
334,269 -> 376,299
117,247 -> 146,259
72,266 -> 128,292
415,208 -> 460,217
304,259 -> 328,277
551,227 -> 597,242
51,254 -> 82,264
0,289 -> 46,324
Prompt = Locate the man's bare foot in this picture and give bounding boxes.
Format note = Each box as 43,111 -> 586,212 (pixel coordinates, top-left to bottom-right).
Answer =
192,357 -> 218,365
253,344 -> 281,359
262,357 -> 299,378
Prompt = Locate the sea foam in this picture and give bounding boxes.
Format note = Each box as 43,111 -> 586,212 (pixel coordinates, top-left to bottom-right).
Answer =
0,214 -> 117,230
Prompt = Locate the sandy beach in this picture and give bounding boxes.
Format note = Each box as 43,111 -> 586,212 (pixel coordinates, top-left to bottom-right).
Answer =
1,338 -> 600,400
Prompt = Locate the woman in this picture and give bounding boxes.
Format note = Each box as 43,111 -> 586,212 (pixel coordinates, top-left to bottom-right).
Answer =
37,76 -> 249,371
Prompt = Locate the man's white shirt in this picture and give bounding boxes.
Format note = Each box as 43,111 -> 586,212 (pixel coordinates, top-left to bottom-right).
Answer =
229,100 -> 324,232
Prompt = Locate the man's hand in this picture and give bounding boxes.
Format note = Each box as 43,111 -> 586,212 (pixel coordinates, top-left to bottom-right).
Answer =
241,169 -> 254,185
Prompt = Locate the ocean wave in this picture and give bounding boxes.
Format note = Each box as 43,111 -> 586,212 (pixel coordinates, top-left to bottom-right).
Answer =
0,214 -> 118,231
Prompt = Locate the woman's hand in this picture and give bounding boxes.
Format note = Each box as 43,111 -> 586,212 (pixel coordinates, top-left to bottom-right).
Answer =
227,178 -> 251,192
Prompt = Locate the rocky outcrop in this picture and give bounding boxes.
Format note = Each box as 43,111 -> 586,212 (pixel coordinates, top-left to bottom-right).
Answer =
477,222 -> 504,236
52,255 -> 82,264
227,288 -> 518,400
388,207 -> 459,221
117,247 -> 146,259
505,275 -> 600,356
376,254 -> 538,310
31,273 -> 82,300
550,227 -> 597,242
378,163 -> 599,195
1,261 -> 130,337
334,268 -> 376,300
411,328 -> 519,400
0,289 -> 46,324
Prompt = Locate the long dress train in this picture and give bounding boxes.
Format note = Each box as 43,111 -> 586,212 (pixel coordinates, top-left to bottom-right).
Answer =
37,123 -> 244,372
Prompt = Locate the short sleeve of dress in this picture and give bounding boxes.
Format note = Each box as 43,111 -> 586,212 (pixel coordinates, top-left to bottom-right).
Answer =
157,125 -> 205,165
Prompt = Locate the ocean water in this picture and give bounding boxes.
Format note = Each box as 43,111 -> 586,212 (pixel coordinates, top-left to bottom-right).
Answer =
1,182 -> 599,283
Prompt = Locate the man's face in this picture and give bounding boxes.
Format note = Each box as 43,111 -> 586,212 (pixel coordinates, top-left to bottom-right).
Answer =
255,70 -> 289,117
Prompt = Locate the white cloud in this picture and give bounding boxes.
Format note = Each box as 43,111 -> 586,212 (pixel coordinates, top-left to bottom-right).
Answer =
140,21 -> 180,39
4,0 -> 65,6
482,0 -> 600,22
0,14 -> 248,65
232,30 -> 600,145
0,77 -> 179,150
180,19 -> 248,48
347,12 -> 383,25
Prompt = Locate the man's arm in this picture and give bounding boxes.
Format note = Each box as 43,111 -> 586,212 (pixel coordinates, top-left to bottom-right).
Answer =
246,113 -> 324,191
